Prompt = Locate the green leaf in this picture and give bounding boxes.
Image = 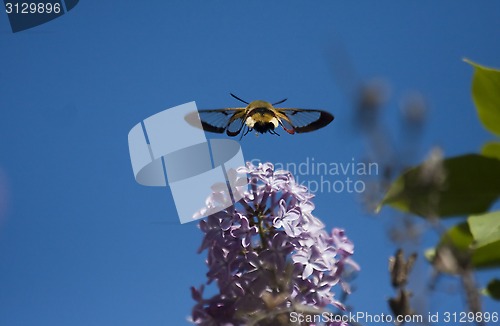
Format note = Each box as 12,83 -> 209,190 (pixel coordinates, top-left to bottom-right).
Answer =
470,240 -> 500,268
380,154 -> 500,217
482,141 -> 500,160
468,211 -> 500,268
446,222 -> 474,251
429,222 -> 473,274
464,59 -> 500,136
429,216 -> 500,273
483,279 -> 500,300
468,211 -> 500,247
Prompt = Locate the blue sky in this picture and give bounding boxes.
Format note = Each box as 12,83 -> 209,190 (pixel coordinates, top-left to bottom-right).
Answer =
1,1 -> 500,325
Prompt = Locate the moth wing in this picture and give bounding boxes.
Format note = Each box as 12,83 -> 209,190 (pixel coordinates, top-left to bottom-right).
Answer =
275,108 -> 334,133
185,108 -> 247,136
225,109 -> 248,136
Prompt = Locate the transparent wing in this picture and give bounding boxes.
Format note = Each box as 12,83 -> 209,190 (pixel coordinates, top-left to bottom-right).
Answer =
185,108 -> 246,135
275,108 -> 334,133
226,110 -> 247,136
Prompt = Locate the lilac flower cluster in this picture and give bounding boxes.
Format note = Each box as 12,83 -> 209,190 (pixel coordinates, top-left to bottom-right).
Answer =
191,162 -> 358,325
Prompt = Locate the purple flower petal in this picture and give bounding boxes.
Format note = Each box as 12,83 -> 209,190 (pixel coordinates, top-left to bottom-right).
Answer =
191,162 -> 358,325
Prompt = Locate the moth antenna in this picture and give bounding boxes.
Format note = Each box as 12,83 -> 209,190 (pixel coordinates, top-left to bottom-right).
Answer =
272,98 -> 288,105
230,93 -> 250,105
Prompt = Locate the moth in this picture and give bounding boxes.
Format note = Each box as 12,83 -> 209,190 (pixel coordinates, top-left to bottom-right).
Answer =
185,94 -> 334,138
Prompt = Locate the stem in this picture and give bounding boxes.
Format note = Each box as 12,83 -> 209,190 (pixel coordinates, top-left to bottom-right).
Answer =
257,211 -> 268,249
460,267 -> 484,326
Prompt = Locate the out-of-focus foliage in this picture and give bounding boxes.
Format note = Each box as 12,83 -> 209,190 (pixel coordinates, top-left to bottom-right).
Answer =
380,60 -> 500,303
469,211 -> 500,249
464,59 -> 500,136
427,212 -> 500,271
380,154 -> 500,218
482,141 -> 500,160
468,212 -> 500,268
483,279 -> 500,301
